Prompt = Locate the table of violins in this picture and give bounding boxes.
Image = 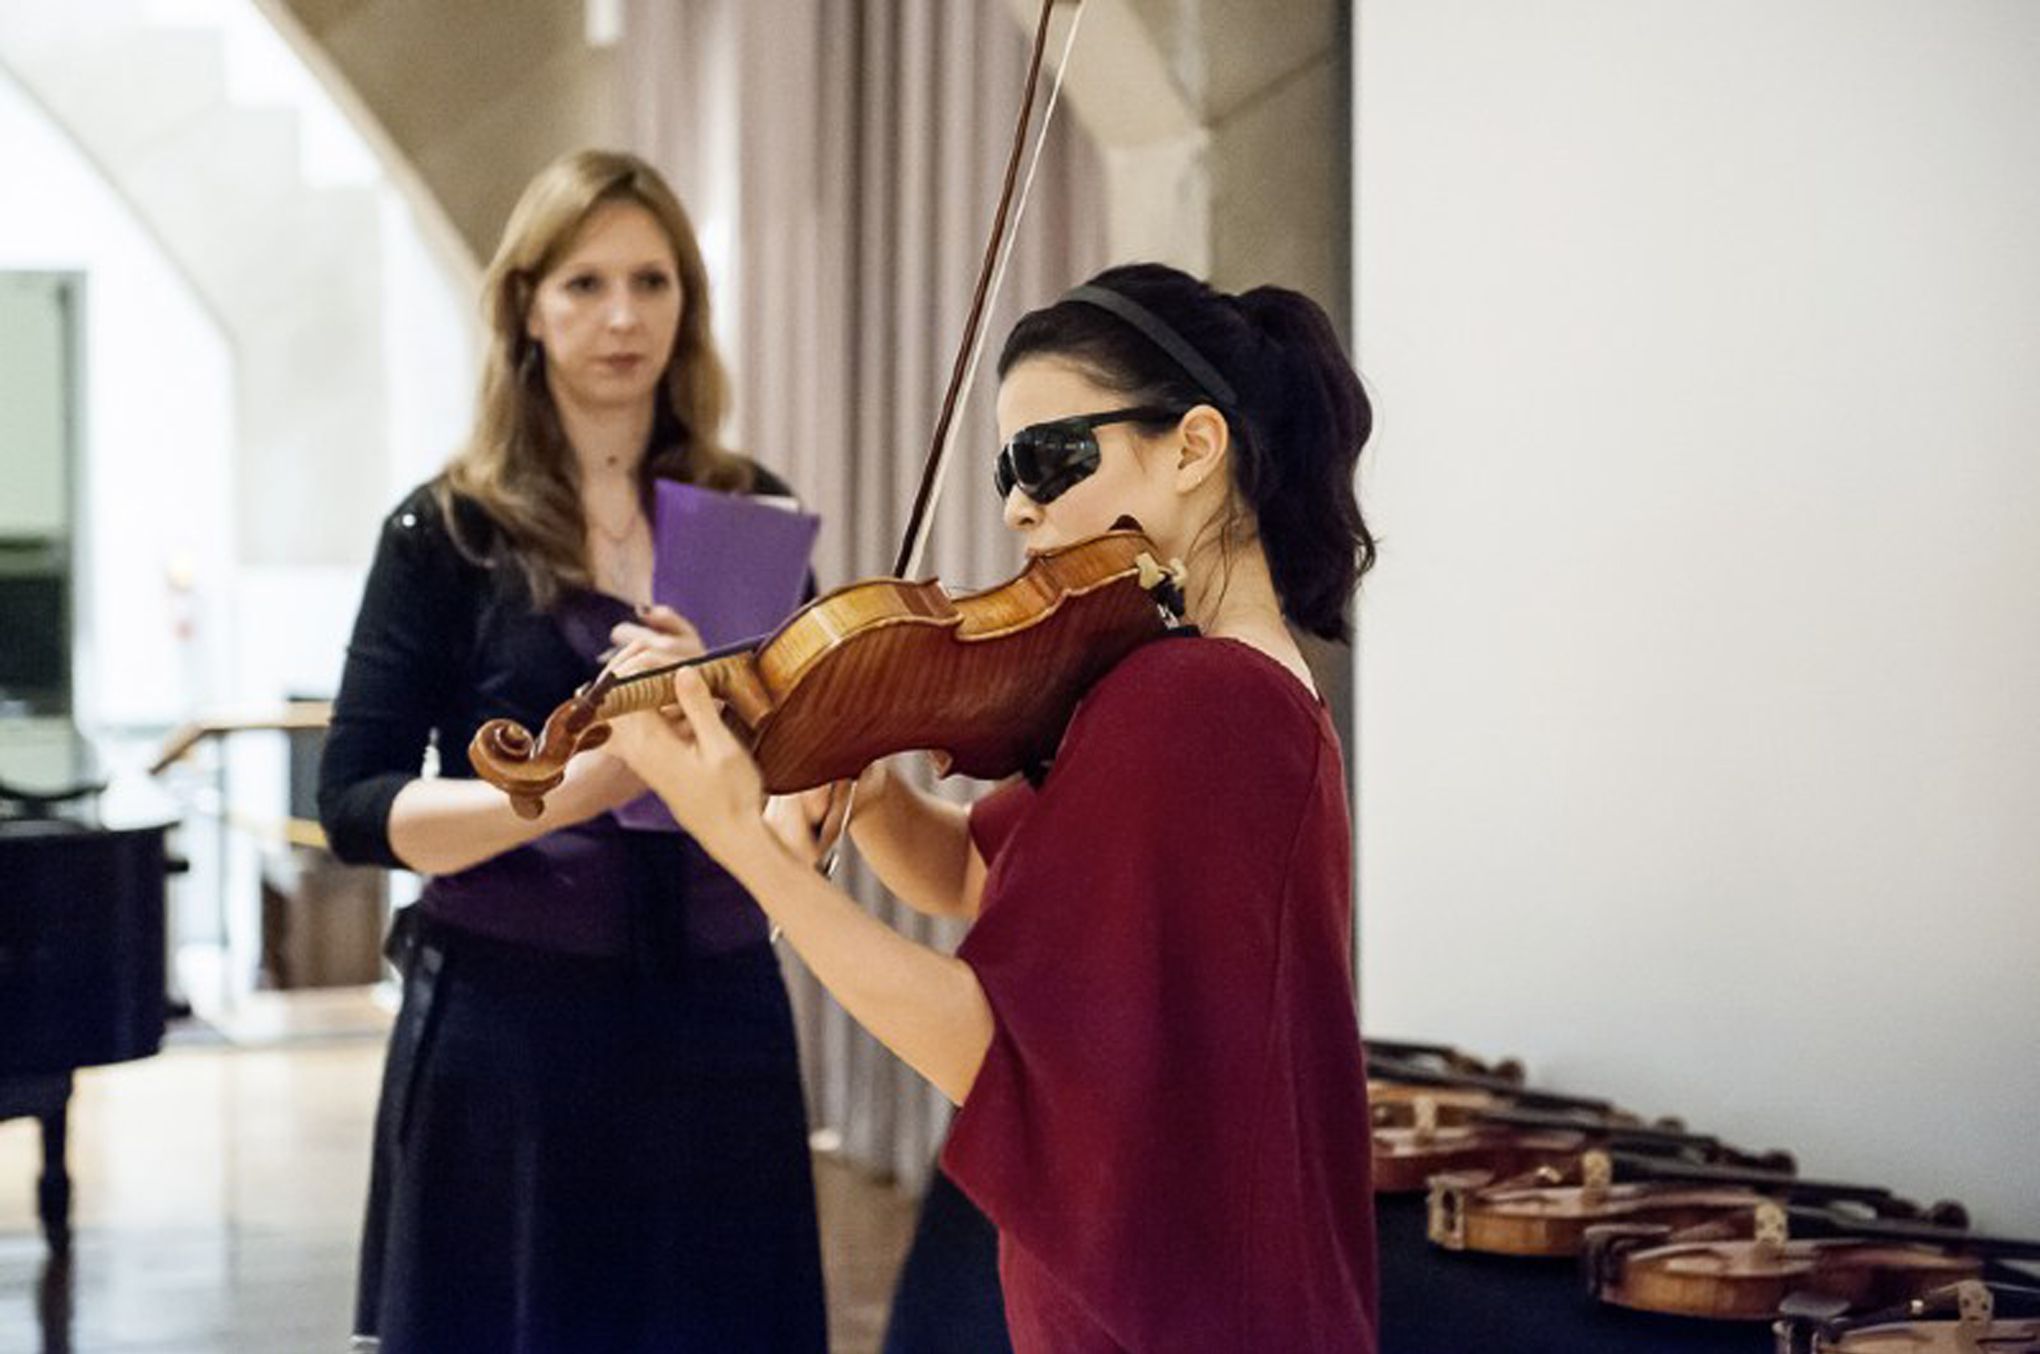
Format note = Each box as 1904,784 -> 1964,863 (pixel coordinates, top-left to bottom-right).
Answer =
1365,1039 -> 2040,1353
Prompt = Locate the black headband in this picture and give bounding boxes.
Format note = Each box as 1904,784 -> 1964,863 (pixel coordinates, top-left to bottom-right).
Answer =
1060,284 -> 1239,408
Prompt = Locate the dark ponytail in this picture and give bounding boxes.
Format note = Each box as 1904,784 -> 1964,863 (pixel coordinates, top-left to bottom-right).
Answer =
997,263 -> 1375,641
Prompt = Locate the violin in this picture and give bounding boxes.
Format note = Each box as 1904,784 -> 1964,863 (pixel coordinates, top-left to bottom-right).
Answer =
1371,1098 -> 1786,1195
1775,1280 -> 2040,1353
471,527 -> 1180,814
464,1 -> 1170,818
1366,1051 -> 1615,1129
1366,1037 -> 1527,1084
1584,1202 -> 2040,1323
1428,1148 -> 1954,1259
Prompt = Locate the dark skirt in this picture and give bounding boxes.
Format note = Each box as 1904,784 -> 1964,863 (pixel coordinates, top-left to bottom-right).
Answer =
354,912 -> 827,1353
881,1164 -> 1014,1354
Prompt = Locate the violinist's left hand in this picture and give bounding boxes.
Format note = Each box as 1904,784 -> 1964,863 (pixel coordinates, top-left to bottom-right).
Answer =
764,784 -> 840,867
604,668 -> 773,865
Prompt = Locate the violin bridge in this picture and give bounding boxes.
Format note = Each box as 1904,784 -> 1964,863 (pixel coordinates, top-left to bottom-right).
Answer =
1753,1200 -> 1789,1256
1581,1149 -> 1613,1203
1426,1176 -> 1471,1249
1956,1278 -> 1993,1328
1413,1094 -> 1441,1143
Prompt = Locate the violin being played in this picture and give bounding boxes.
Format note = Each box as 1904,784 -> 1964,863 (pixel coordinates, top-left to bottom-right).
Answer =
468,523 -> 1185,815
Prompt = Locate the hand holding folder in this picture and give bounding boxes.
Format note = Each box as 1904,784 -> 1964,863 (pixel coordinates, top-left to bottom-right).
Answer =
613,481 -> 821,832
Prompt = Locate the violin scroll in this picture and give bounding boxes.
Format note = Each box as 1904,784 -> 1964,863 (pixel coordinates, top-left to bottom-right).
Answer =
471,678 -> 616,820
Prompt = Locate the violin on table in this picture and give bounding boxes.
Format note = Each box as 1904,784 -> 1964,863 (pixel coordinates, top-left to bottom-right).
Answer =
1366,1037 -> 1526,1084
1372,1096 -> 1790,1195
1428,1147 -> 1957,1259
1774,1280 -> 2040,1353
1366,1049 -> 1617,1130
1584,1201 -> 2040,1323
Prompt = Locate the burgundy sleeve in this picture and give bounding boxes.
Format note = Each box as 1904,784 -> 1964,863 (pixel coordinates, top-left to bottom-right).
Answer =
966,778 -> 1035,865
941,642 -> 1349,1348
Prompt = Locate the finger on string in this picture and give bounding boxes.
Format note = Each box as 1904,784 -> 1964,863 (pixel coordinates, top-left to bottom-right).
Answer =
670,669 -> 736,753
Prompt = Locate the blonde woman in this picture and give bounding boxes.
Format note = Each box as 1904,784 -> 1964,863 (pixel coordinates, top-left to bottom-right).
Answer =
320,150 -> 825,1352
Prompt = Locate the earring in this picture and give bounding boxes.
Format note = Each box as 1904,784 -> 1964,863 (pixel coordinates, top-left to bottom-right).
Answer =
519,341 -> 544,383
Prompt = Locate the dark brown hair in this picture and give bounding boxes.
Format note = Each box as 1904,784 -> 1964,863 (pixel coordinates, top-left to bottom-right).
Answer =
997,263 -> 1375,641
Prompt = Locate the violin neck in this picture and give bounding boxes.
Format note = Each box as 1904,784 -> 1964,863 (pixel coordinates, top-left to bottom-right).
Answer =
1786,1205 -> 2040,1259
1366,1038 -> 1507,1078
1604,1151 -> 1887,1200
1369,1054 -> 1611,1114
1479,1106 -> 1718,1153
594,652 -> 741,719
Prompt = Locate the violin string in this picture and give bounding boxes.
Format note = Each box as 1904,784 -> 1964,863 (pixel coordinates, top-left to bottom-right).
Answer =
903,0 -> 1087,581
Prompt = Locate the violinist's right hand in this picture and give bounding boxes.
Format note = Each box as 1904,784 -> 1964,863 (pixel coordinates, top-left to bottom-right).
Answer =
852,757 -> 898,812
764,785 -> 838,867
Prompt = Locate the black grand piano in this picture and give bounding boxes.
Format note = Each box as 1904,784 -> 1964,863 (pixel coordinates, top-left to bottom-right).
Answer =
0,728 -> 174,1252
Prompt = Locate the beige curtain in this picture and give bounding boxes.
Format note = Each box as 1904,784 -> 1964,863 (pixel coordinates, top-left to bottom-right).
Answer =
622,0 -> 1107,1186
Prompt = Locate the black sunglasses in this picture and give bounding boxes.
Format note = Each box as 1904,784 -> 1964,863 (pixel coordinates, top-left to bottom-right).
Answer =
992,406 -> 1186,505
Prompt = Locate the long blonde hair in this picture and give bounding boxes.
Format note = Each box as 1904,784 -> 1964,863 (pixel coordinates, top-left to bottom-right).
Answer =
440,149 -> 752,608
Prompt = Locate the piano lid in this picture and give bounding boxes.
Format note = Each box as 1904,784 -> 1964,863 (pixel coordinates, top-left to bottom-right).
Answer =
0,719 -> 176,833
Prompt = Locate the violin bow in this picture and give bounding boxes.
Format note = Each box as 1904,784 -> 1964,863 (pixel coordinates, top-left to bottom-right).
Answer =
809,0 -> 1087,870
896,0 -> 1088,579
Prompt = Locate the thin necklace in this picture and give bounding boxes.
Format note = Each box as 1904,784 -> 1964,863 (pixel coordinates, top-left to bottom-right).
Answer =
586,496 -> 642,545
592,525 -> 649,607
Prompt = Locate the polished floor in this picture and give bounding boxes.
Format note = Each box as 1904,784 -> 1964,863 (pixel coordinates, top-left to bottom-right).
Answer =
0,1011 -> 918,1353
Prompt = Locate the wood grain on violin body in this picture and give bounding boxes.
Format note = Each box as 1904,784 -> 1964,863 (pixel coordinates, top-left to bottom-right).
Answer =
1585,1203 -> 2040,1323
470,527 -> 1178,816
1776,1280 -> 2040,1353
1427,1150 -> 1914,1258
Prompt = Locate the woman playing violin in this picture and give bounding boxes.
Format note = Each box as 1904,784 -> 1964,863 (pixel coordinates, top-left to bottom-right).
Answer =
608,262 -> 1380,1352
319,150 -> 825,1353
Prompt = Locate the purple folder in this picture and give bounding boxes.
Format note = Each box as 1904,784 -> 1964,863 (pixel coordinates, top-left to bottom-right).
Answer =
613,481 -> 821,832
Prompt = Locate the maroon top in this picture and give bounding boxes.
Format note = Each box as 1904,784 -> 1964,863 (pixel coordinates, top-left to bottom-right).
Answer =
943,636 -> 1378,1353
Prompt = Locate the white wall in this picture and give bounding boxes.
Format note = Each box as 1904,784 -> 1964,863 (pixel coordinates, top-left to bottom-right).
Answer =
1354,1 -> 2040,1233
0,65 -> 237,728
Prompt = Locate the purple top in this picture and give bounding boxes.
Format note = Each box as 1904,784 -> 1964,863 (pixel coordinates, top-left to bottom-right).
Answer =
318,484 -> 773,959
